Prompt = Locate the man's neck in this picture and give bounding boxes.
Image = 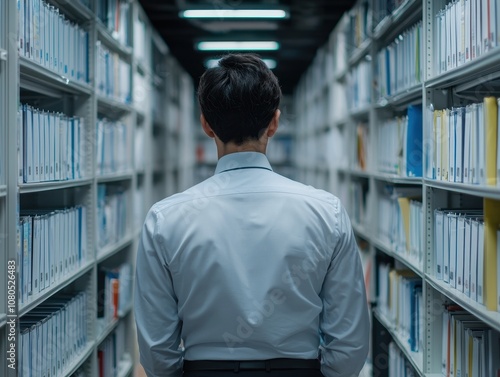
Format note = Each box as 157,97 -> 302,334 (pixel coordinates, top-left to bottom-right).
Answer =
216,139 -> 267,159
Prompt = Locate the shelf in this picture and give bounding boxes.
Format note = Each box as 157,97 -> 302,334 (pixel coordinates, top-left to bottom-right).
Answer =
134,58 -> 150,77
19,178 -> 93,194
96,317 -> 121,345
352,222 -> 371,240
337,167 -> 350,176
20,57 -> 92,96
425,48 -> 500,89
373,309 -> 424,377
348,39 -> 372,67
97,22 -> 133,59
424,179 -> 500,200
373,16 -> 392,41
373,0 -> 422,43
426,274 -> 500,331
349,106 -> 371,119
47,0 -> 93,21
372,237 -> 423,277
62,341 -> 94,377
0,48 -> 7,61
375,84 -> 422,109
136,109 -> 146,124
0,185 -> 6,197
373,173 -> 422,185
333,116 -> 349,128
117,356 -> 134,377
334,68 -> 348,83
97,95 -> 134,116
97,171 -> 134,183
350,168 -> 371,179
19,261 -> 94,316
97,233 -> 136,263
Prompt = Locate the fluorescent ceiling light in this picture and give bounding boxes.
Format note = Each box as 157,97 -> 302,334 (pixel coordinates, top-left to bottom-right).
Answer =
181,9 -> 287,19
205,58 -> 277,69
197,41 -> 279,51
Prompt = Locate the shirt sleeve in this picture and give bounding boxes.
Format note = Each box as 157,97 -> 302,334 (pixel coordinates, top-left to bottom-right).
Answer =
134,208 -> 183,377
319,202 -> 370,377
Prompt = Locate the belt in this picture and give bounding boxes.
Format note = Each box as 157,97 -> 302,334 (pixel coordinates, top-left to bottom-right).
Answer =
184,358 -> 321,372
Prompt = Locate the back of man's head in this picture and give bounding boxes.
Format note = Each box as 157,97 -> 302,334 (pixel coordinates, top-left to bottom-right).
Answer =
198,53 -> 282,145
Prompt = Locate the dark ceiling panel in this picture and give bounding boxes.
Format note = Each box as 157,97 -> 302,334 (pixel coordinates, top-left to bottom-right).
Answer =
138,0 -> 356,95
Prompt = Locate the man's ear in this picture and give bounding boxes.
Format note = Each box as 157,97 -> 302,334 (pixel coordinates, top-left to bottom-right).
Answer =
266,109 -> 280,138
201,114 -> 216,138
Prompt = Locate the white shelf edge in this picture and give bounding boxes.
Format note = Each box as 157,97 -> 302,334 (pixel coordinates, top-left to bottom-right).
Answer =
0,185 -> 6,197
96,23 -> 133,58
19,178 -> 93,194
349,168 -> 371,179
352,222 -> 371,240
47,0 -> 93,21
374,0 -> 422,43
373,16 -> 392,40
425,274 -> 500,331
96,317 -> 120,346
349,106 -> 371,119
336,167 -> 350,175
62,341 -> 95,377
372,238 -> 424,277
425,48 -> 500,89
20,57 -> 92,95
0,48 -> 7,61
348,39 -> 372,67
96,171 -> 135,183
334,68 -> 348,82
391,0 -> 420,23
19,261 -> 94,316
424,179 -> 500,200
373,172 -> 423,184
96,306 -> 133,345
97,233 -> 136,263
376,84 -> 423,109
117,356 -> 134,377
373,309 -> 425,377
97,95 -> 134,114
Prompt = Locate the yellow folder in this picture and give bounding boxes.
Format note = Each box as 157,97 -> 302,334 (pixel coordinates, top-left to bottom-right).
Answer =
484,97 -> 498,186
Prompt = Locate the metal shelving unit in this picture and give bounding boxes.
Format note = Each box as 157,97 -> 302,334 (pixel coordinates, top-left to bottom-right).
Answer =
0,1 -> 197,376
294,0 -> 500,376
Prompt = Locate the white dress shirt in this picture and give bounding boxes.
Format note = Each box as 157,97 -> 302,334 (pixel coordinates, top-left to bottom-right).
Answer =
135,151 -> 370,377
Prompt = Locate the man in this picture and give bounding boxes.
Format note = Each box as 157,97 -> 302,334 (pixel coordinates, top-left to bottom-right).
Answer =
134,53 -> 370,377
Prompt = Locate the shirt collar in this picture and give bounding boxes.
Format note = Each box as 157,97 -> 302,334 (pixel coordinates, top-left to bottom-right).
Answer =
215,152 -> 273,174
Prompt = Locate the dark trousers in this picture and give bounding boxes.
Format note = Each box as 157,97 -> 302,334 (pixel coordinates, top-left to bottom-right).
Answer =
183,371 -> 324,377
183,359 -> 324,377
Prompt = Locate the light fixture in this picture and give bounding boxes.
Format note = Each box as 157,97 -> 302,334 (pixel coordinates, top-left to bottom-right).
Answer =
197,41 -> 280,51
204,58 -> 277,69
181,9 -> 288,19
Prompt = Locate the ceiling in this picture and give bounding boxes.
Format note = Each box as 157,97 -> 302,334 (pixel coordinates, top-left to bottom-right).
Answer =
138,0 -> 357,95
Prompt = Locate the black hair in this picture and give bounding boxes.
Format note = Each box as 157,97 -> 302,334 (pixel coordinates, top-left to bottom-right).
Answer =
197,53 -> 282,145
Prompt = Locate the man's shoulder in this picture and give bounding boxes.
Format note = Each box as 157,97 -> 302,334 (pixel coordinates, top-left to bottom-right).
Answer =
149,178 -> 218,213
150,173 -> 342,212
273,174 -> 341,206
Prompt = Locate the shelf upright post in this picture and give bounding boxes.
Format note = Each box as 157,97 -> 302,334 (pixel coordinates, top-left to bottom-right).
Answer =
88,1 -> 99,375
